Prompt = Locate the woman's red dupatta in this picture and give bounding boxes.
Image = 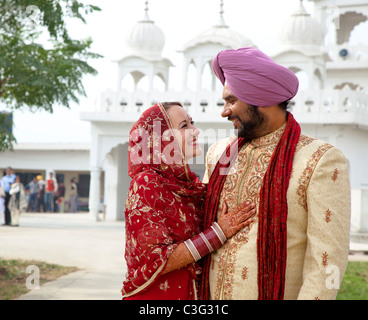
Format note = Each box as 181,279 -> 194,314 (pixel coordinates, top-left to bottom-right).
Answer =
122,103 -> 206,300
199,112 -> 301,300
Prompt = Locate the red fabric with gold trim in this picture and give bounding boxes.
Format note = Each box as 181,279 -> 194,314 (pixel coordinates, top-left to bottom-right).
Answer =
122,103 -> 206,300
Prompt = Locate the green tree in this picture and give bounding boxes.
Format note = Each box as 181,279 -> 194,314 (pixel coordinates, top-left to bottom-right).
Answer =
0,0 -> 102,151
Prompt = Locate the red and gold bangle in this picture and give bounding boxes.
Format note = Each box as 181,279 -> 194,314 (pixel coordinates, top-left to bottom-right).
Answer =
184,222 -> 227,261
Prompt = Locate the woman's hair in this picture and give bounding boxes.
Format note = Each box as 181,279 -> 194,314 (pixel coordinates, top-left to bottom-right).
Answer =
161,101 -> 183,112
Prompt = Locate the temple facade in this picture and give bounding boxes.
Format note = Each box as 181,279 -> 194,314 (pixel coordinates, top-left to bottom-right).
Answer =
79,0 -> 368,240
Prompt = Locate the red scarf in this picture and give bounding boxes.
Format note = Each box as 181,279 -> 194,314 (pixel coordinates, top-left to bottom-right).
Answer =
122,103 -> 206,300
199,112 -> 301,300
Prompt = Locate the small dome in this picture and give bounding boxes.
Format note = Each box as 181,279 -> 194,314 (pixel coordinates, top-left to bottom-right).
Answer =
126,9 -> 165,58
279,1 -> 324,50
183,24 -> 254,52
182,11 -> 254,52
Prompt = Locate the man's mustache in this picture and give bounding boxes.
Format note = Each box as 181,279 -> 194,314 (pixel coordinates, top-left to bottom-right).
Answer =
228,115 -> 241,122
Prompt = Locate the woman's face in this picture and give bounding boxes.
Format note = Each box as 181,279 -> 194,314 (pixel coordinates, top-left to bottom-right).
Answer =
166,105 -> 202,161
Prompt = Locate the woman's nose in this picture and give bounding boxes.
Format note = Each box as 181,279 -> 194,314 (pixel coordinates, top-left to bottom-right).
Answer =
190,125 -> 200,137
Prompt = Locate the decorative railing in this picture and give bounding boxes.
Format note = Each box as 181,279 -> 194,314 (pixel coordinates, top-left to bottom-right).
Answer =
90,88 -> 368,125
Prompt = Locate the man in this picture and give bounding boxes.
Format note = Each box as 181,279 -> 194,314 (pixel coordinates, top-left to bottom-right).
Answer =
45,172 -> 58,212
1,167 -> 16,225
36,175 -> 46,212
200,47 -> 351,300
27,176 -> 40,212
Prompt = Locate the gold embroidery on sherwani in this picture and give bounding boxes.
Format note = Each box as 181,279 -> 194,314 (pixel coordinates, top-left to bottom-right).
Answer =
332,168 -> 339,182
241,266 -> 248,280
211,126 -> 286,300
325,209 -> 332,223
206,129 -> 351,300
295,134 -> 316,152
296,143 -> 333,210
321,252 -> 328,267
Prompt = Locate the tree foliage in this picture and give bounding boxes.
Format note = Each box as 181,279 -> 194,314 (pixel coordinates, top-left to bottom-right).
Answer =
0,0 -> 102,151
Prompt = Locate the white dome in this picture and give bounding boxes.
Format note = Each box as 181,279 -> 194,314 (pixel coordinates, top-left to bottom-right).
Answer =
182,23 -> 255,52
126,13 -> 165,58
279,2 -> 324,50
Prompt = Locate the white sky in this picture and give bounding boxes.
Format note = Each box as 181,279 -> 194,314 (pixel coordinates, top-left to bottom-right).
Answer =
7,0 -> 368,143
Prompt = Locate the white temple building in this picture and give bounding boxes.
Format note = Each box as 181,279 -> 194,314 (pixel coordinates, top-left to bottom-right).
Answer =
79,0 -> 368,243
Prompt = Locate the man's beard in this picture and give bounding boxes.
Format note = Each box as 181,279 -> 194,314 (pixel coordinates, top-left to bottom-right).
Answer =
234,105 -> 268,142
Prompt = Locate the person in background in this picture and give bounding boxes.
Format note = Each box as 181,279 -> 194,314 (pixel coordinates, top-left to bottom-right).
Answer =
36,175 -> 45,213
54,178 -> 65,212
45,172 -> 58,212
8,175 -> 27,227
1,167 -> 16,225
69,177 -> 78,213
0,178 -> 6,223
27,176 -> 40,212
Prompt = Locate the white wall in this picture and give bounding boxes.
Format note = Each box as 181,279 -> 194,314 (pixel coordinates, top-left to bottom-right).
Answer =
0,145 -> 90,173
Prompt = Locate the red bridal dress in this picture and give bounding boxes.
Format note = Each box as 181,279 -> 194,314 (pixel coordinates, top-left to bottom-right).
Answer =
122,103 -> 206,300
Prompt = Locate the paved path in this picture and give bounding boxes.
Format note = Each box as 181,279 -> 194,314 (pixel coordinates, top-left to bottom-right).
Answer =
0,212 -> 367,300
0,213 -> 126,300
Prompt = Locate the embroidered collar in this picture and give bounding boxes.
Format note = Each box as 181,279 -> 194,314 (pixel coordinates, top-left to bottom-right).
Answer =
250,123 -> 287,148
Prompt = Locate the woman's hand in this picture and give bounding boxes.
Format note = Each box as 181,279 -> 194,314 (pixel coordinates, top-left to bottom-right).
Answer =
217,201 -> 256,239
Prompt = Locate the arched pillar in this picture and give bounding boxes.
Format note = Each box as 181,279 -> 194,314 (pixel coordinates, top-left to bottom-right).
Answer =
89,166 -> 102,221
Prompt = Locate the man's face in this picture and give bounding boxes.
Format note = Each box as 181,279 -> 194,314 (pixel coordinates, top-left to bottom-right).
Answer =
221,84 -> 268,141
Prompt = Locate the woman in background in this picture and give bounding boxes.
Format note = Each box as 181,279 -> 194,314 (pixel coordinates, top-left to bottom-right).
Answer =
8,176 -> 27,227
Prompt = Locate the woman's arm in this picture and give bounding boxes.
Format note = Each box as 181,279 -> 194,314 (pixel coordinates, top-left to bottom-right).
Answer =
162,201 -> 255,275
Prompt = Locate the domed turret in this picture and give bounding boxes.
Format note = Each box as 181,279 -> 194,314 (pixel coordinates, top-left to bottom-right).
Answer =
279,0 -> 324,52
126,2 -> 165,58
180,0 -> 256,92
182,1 -> 254,51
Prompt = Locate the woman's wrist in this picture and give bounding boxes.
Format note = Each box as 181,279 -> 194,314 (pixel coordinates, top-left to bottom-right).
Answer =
184,223 -> 227,261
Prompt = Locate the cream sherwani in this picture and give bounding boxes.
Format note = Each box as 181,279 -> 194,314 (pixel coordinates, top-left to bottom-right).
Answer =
203,124 -> 351,300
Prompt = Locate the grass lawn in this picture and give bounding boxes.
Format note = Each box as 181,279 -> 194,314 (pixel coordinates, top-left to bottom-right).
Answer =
337,261 -> 368,300
0,258 -> 78,300
0,258 -> 367,300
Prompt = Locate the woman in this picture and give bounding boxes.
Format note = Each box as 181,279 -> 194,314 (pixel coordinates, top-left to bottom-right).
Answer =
8,176 -> 27,227
69,177 -> 78,213
122,102 -> 255,300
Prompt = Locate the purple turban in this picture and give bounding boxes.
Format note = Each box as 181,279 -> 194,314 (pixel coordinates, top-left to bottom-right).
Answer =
212,47 -> 299,107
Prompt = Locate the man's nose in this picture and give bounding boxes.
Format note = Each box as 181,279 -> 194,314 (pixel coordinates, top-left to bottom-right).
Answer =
221,104 -> 231,118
